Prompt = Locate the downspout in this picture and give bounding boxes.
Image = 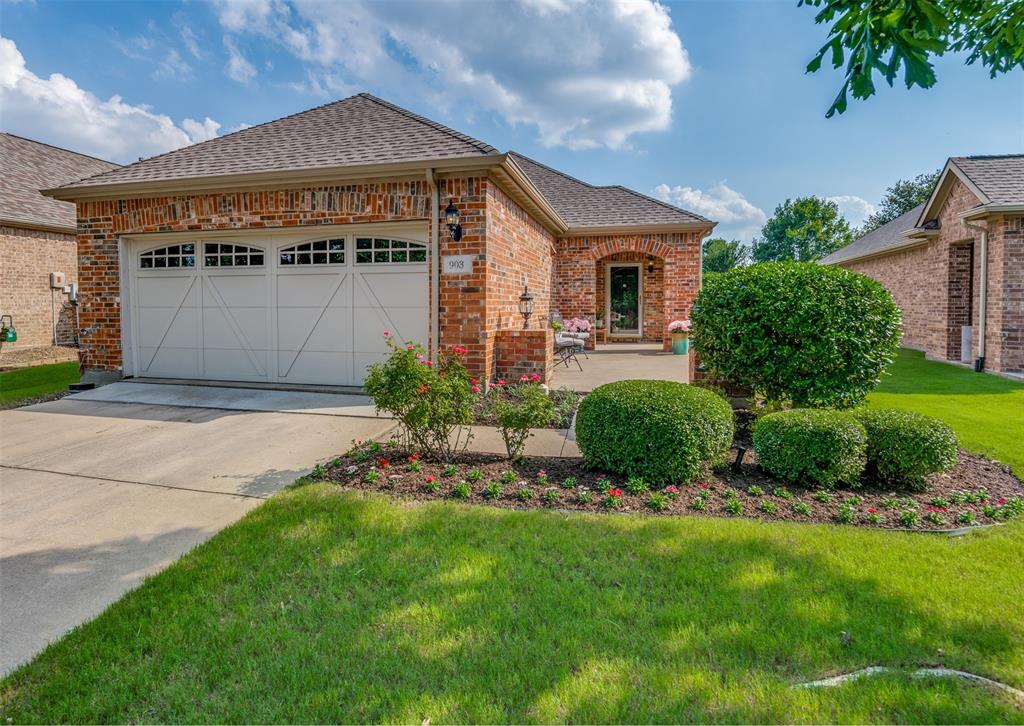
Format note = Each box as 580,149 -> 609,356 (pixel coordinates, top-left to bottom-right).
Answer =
963,218 -> 988,371
425,168 -> 440,361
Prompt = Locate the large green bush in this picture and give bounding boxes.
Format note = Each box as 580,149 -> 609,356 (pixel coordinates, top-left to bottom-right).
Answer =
691,262 -> 902,408
575,380 -> 734,484
853,408 -> 958,489
753,409 -> 867,488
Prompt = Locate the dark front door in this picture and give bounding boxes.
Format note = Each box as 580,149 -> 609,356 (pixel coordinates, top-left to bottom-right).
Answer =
608,264 -> 641,336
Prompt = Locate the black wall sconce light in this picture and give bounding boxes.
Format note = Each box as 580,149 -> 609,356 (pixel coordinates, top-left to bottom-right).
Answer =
444,200 -> 463,241
518,285 -> 535,328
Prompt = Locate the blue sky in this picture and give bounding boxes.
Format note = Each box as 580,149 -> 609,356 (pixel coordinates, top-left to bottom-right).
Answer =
2,0 -> 1021,240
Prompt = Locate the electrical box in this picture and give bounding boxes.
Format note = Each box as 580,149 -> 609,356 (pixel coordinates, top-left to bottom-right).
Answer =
68,283 -> 78,302
50,272 -> 66,288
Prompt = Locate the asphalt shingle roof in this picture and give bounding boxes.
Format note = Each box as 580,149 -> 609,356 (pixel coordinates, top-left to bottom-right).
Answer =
59,94 -> 499,190
509,152 -> 710,229
951,154 -> 1024,205
0,134 -> 119,231
820,204 -> 925,265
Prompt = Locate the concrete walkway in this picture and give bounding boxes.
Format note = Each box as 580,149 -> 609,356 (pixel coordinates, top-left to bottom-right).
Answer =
552,342 -> 689,392
0,384 -> 394,676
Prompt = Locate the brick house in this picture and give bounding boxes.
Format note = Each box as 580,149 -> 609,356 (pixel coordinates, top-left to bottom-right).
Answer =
822,155 -> 1024,375
44,94 -> 713,387
0,134 -> 119,350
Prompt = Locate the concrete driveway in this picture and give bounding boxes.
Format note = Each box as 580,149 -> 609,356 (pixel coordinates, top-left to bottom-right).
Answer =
0,382 -> 394,676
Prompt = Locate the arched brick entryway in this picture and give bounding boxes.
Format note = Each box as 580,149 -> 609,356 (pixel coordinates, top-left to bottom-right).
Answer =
554,232 -> 701,350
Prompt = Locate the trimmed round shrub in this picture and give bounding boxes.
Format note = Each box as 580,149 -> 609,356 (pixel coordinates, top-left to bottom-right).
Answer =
691,262 -> 902,408
575,380 -> 734,484
852,408 -> 957,489
753,409 -> 867,488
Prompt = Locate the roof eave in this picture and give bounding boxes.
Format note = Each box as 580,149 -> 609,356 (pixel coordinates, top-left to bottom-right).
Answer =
0,216 -> 77,235
821,236 -> 931,266
960,203 -> 1024,220
493,156 -> 569,234
41,153 -> 508,202
916,158 -> 990,225
563,221 -> 716,236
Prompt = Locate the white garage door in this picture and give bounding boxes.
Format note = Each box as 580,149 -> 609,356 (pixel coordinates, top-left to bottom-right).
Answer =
130,233 -> 428,386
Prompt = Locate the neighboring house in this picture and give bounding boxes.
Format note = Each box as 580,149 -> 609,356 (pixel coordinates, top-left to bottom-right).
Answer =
0,134 -> 119,350
44,94 -> 713,386
822,155 -> 1023,375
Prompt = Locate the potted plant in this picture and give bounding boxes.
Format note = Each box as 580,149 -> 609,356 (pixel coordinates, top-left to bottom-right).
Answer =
668,320 -> 691,355
595,311 -> 604,329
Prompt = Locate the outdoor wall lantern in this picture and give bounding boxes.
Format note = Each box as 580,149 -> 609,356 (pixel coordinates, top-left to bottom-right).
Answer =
518,285 -> 535,327
444,200 -> 463,241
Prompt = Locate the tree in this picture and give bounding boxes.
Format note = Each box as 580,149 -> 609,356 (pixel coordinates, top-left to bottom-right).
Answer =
802,0 -> 1024,117
702,238 -> 749,273
859,170 -> 940,233
753,197 -> 854,262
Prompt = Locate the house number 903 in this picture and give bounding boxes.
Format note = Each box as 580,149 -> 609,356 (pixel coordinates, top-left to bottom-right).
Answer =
442,255 -> 474,274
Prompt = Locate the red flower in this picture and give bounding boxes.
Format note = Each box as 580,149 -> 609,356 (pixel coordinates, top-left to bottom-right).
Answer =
416,384 -> 430,393
422,359 -> 434,367
867,507 -> 879,514
530,373 -> 541,382
406,344 -> 415,351
383,330 -> 391,338
471,377 -> 479,385
376,457 -> 390,469
451,345 -> 468,356
425,475 -> 436,483
407,453 -> 421,462
471,385 -> 480,393
496,378 -> 506,386
608,488 -> 623,497
999,498 -> 1009,504
699,482 -> 710,490
665,485 -> 680,494
537,470 -> 547,477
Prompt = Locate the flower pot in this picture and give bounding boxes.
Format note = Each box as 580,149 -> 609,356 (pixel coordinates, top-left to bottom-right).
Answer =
671,332 -> 689,355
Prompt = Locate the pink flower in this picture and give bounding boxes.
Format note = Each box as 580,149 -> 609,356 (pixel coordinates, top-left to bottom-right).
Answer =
665,485 -> 680,494
530,373 -> 541,382
999,497 -> 1009,504
407,453 -> 422,462
471,385 -> 480,393
406,344 -> 415,351
609,488 -> 623,498
425,475 -> 436,483
496,378 -> 506,386
451,345 -> 468,356
471,377 -> 479,385
537,470 -> 547,478
520,374 -> 529,382
422,359 -> 434,367
383,330 -> 391,338
699,482 -> 710,490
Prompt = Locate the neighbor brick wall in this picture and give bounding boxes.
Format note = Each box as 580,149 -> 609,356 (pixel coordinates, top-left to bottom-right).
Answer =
840,177 -> 1023,374
0,225 -> 78,348
555,231 -> 702,350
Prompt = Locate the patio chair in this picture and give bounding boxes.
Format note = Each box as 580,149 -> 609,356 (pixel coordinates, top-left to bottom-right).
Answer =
551,311 -> 590,359
555,331 -> 584,371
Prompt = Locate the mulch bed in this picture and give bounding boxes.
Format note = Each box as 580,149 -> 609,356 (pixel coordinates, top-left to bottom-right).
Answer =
323,441 -> 1024,532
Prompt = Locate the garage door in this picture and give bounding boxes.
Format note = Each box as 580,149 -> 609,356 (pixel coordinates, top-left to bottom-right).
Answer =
130,233 -> 428,386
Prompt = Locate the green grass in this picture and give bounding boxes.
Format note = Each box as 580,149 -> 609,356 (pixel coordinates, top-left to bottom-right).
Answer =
2,487 -> 1022,723
867,349 -> 1024,476
0,361 -> 79,405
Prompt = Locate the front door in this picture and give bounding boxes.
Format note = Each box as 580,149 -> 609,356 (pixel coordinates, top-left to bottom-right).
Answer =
608,263 -> 642,337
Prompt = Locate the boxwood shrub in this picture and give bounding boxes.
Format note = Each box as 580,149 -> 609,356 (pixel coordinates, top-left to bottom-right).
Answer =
691,262 -> 902,408
753,409 -> 866,488
853,408 -> 958,490
575,380 -> 734,484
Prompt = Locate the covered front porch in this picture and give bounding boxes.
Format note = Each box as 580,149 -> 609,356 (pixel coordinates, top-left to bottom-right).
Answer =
550,341 -> 690,393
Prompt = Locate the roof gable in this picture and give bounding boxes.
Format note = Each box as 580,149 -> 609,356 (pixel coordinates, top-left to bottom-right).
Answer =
0,133 -> 119,232
918,154 -> 1024,224
57,94 -> 500,191
508,152 -> 711,230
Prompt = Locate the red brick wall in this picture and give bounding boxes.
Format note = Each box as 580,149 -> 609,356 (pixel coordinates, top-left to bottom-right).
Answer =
484,183 -> 555,379
555,231 -> 702,350
0,225 -> 78,348
840,177 -> 1023,374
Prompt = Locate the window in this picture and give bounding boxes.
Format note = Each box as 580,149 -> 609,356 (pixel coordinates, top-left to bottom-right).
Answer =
355,238 -> 427,264
204,243 -> 265,267
140,244 -> 196,269
279,239 -> 345,265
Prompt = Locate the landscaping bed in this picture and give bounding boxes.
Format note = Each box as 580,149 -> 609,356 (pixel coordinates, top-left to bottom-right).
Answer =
472,384 -> 580,429
323,441 -> 1024,531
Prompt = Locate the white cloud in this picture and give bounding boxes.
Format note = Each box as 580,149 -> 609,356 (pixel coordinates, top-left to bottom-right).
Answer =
154,48 -> 193,80
224,37 -> 257,83
0,36 -> 221,163
828,195 -> 876,228
654,181 -> 767,239
215,0 -> 691,149
176,16 -> 204,60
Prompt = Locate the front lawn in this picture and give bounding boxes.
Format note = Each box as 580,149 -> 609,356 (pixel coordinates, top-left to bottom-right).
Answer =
867,349 -> 1024,476
2,486 -> 1022,723
0,361 -> 79,407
